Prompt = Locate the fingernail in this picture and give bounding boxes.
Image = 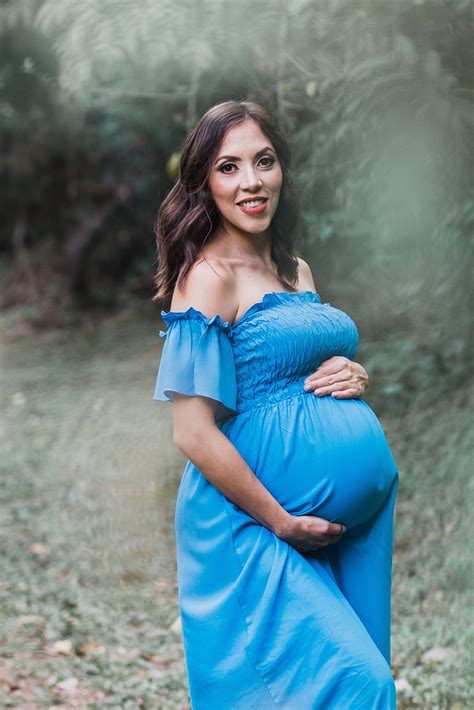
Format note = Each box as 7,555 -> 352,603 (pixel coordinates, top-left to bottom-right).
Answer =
314,389 -> 322,396
303,383 -> 311,391
342,525 -> 347,533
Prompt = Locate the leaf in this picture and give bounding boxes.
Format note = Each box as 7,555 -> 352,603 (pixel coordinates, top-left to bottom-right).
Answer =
51,639 -> 74,655
420,646 -> 455,664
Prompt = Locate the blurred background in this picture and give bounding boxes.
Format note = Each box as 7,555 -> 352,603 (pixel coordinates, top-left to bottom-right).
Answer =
1,0 -> 472,707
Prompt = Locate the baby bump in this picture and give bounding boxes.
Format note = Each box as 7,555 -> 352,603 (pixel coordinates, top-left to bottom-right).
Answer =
221,394 -> 398,530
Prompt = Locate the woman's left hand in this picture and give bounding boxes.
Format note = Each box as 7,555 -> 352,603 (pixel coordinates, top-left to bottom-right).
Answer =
303,356 -> 368,399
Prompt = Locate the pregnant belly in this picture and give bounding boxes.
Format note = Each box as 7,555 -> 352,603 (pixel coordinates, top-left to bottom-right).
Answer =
221,393 -> 398,530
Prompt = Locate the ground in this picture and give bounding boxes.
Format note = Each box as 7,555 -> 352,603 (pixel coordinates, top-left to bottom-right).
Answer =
0,303 -> 472,709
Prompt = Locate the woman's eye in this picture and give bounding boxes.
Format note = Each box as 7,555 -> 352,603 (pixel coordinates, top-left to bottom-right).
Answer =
258,156 -> 275,167
219,162 -> 236,173
218,156 -> 275,174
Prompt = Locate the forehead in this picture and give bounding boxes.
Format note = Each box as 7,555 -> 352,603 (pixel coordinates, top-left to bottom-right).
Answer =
217,119 -> 274,153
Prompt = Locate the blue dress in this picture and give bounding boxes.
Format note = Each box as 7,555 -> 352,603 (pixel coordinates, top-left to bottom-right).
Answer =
153,290 -> 399,709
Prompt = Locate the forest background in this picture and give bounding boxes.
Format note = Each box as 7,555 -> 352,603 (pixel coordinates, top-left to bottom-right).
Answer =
1,0 -> 472,707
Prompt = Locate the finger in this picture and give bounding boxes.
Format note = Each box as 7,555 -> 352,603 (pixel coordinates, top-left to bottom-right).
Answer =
326,522 -> 347,536
313,361 -> 347,377
318,368 -> 352,385
310,518 -> 346,536
324,537 -> 342,546
312,381 -> 356,396
331,389 -> 360,399
305,358 -> 347,381
305,371 -> 350,390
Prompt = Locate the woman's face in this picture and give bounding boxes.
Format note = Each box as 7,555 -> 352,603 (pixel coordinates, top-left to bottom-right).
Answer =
208,119 -> 283,238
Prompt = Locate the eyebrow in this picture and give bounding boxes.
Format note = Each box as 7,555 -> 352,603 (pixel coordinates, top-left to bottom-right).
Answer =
214,146 -> 276,165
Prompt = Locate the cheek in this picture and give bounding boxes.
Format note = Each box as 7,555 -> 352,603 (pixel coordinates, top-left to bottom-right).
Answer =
260,165 -> 283,199
270,166 -> 283,193
208,175 -> 234,204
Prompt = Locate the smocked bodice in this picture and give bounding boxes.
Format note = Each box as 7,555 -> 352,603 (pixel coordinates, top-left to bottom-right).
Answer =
230,291 -> 358,413
157,291 -> 359,419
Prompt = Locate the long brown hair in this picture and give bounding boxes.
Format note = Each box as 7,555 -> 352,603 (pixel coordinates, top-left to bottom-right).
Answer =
152,100 -> 304,305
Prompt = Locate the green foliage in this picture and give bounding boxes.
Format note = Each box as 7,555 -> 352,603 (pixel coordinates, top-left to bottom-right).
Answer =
1,0 -> 471,338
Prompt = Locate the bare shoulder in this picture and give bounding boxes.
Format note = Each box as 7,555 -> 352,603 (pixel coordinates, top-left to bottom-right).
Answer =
296,256 -> 317,292
170,256 -> 239,323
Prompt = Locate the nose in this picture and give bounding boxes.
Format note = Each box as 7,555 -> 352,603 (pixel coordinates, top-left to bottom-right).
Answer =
239,164 -> 263,191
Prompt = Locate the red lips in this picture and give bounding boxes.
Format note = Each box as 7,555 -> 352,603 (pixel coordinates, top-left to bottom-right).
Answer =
237,199 -> 269,216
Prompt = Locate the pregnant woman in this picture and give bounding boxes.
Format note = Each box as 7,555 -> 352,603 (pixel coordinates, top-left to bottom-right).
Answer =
153,100 -> 399,708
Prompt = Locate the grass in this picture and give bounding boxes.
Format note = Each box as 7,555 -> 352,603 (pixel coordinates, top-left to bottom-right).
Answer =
0,302 -> 472,709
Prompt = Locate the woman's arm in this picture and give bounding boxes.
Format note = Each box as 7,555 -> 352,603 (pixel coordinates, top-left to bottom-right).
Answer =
173,394 -> 345,551
173,394 -> 289,534
168,259 -> 346,551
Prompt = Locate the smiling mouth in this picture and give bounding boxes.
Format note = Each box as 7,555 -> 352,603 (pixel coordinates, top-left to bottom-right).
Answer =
236,197 -> 269,208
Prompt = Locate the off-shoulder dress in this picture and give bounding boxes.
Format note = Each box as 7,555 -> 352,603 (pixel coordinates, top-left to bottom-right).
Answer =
153,290 -> 399,709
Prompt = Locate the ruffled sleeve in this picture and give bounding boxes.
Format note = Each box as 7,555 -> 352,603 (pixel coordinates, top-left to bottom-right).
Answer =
153,307 -> 237,423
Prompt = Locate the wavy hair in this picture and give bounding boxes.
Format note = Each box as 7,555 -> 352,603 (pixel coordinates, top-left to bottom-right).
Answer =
152,100 -> 304,305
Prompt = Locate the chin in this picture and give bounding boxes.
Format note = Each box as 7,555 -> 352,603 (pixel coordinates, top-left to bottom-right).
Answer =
237,217 -> 274,233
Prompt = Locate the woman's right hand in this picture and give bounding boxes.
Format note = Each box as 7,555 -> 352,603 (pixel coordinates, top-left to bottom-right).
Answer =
276,514 -> 347,553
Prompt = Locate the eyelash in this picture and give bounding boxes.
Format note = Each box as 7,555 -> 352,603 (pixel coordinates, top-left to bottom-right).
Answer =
218,156 -> 276,174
